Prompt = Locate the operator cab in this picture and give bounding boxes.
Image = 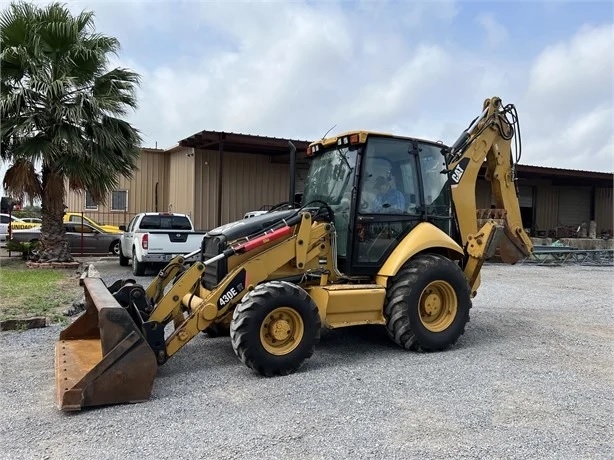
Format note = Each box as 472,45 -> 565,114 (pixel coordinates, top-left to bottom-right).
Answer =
301,132 -> 455,277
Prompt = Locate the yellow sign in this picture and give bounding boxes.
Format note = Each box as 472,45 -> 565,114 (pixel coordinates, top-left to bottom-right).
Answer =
10,222 -> 40,230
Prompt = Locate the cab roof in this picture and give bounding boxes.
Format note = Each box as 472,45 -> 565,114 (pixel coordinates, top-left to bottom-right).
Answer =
310,130 -> 448,149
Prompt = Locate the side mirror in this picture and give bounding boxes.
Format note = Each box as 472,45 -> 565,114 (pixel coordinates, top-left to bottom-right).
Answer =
119,225 -> 126,231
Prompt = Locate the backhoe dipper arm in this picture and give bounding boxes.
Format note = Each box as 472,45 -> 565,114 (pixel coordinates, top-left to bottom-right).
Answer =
444,96 -> 534,292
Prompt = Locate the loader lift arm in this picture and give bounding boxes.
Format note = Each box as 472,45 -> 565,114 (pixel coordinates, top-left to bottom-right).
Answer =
444,96 -> 534,293
144,211 -> 332,364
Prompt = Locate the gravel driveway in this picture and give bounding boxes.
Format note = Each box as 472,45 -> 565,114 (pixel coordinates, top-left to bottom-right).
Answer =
0,261 -> 612,460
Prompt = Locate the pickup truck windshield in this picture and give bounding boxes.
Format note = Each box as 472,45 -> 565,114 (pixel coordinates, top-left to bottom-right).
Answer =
139,215 -> 192,230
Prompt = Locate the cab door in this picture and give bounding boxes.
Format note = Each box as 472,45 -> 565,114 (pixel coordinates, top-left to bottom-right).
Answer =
348,136 -> 423,276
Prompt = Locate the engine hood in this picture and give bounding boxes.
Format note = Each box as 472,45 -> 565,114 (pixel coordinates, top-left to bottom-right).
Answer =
205,209 -> 298,243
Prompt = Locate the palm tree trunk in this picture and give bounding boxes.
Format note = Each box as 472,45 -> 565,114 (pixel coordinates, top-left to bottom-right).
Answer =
35,167 -> 73,262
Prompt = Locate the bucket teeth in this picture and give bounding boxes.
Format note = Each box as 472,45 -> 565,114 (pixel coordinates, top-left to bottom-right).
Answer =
477,208 -> 530,264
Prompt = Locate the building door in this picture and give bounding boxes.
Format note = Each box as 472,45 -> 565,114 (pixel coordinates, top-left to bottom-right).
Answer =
518,185 -> 534,233
558,187 -> 591,227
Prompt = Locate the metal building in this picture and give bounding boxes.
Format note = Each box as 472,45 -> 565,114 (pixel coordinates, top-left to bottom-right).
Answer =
64,130 -> 613,240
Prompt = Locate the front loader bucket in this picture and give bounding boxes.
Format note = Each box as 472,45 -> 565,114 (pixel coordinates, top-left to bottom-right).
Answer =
55,276 -> 158,411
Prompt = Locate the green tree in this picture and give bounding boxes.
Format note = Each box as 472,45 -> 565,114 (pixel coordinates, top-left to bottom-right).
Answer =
0,1 -> 142,262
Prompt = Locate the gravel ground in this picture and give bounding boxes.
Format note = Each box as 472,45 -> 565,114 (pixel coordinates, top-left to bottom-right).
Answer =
0,261 -> 612,460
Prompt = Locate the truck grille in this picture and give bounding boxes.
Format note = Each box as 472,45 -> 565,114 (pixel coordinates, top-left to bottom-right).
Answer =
201,235 -> 228,290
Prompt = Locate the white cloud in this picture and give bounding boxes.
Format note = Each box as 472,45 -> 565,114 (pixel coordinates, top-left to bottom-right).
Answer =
476,12 -> 510,49
526,23 -> 613,113
520,23 -> 614,171
1,0 -> 613,193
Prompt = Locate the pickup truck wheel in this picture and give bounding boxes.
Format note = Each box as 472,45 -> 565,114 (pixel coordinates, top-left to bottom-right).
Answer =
132,248 -> 146,276
230,281 -> 321,377
384,253 -> 471,352
119,245 -> 129,266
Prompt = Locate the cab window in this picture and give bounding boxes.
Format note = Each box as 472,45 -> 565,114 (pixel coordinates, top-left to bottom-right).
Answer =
358,137 -> 421,215
353,137 -> 422,267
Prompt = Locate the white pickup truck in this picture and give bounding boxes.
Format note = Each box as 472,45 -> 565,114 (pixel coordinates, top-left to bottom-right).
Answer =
118,212 -> 207,275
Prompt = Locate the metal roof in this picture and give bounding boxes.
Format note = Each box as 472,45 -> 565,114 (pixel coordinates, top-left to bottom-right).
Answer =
178,129 -> 312,155
505,164 -> 613,186
175,129 -> 612,184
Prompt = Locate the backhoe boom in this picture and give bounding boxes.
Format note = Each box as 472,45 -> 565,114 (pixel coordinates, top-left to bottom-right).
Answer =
445,96 -> 533,293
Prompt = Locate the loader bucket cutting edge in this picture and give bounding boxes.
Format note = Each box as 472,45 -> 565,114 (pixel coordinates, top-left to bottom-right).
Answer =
55,276 -> 158,411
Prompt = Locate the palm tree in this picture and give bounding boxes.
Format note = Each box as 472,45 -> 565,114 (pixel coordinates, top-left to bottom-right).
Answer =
0,1 -> 142,262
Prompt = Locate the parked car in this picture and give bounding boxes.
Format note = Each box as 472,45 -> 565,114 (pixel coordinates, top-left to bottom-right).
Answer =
0,213 -> 41,246
10,221 -> 122,256
63,212 -> 122,233
19,217 -> 43,223
119,212 -> 207,275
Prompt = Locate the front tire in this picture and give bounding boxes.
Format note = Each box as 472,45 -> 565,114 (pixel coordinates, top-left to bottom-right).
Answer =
230,281 -> 321,376
119,245 -> 129,266
384,253 -> 471,352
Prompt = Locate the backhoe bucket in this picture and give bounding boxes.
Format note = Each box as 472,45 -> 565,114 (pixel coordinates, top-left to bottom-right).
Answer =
477,208 -> 532,264
55,275 -> 158,411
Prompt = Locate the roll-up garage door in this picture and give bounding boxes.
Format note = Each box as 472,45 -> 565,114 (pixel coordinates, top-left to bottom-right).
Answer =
295,166 -> 309,191
518,185 -> 533,207
558,187 -> 591,226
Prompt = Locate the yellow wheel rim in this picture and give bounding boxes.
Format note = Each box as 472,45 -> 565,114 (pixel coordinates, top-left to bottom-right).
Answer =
418,280 -> 458,332
260,307 -> 304,356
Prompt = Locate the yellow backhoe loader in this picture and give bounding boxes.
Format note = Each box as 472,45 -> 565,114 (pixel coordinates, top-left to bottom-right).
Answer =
55,96 -> 533,411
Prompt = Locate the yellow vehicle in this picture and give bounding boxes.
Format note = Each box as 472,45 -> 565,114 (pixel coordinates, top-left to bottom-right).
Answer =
63,212 -> 122,234
55,96 -> 533,411
3,215 -> 41,230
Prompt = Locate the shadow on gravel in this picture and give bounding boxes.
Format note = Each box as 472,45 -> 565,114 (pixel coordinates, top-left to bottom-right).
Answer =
152,325 -> 401,379
141,317 -> 516,382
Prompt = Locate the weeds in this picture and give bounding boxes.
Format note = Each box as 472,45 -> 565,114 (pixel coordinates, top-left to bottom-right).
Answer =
0,257 -> 83,324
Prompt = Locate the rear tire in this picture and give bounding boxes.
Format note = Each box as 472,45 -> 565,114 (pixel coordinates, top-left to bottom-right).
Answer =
132,248 -> 146,276
230,281 -> 321,376
384,253 -> 471,352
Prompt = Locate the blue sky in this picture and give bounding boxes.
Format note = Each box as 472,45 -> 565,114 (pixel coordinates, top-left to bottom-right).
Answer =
1,0 -> 612,195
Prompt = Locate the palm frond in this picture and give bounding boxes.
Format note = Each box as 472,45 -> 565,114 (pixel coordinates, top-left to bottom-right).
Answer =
1,0 -> 143,213
2,158 -> 42,199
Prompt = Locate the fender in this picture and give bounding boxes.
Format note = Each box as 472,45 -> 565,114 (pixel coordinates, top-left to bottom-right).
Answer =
376,222 -> 464,279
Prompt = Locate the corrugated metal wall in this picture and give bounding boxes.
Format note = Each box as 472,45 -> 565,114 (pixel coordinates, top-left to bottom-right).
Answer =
192,149 -> 310,231
167,147 -> 195,217
558,186 -> 591,226
63,149 -> 169,227
221,152 -> 299,224
535,185 -> 559,233
595,187 -> 613,234
193,149 -> 219,231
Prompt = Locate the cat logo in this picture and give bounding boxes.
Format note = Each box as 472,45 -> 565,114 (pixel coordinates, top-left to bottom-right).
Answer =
450,157 -> 470,187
